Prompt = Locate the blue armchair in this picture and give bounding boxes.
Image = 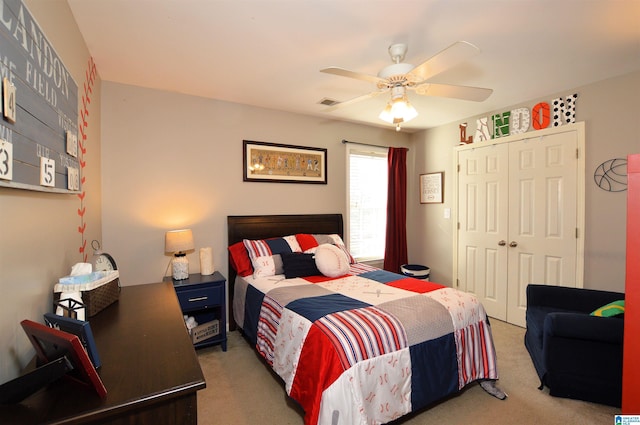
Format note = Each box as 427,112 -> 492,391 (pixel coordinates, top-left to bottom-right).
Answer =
524,284 -> 624,407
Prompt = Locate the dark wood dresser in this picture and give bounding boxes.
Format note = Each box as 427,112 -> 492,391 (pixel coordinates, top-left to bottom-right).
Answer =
0,282 -> 206,424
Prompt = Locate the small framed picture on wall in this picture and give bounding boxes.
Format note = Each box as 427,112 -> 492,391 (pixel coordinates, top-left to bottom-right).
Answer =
420,172 -> 444,204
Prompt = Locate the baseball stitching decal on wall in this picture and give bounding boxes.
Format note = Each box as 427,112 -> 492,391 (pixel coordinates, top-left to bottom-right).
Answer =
77,57 -> 97,261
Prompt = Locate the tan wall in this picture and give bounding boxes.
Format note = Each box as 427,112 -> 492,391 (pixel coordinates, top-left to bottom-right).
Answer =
0,1 -> 102,382
408,70 -> 640,293
100,82 -> 410,286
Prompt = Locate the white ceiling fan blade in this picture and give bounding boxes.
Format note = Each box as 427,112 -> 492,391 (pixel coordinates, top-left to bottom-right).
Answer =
406,41 -> 481,84
412,83 -> 493,102
321,67 -> 385,85
323,90 -> 388,112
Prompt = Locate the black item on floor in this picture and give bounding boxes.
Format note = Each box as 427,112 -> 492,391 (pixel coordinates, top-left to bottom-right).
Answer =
400,264 -> 430,280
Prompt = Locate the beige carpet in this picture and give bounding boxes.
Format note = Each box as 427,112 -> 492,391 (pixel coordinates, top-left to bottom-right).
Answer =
196,319 -> 619,424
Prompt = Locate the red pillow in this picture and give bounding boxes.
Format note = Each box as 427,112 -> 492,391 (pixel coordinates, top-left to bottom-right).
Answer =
228,242 -> 253,277
296,233 -> 319,252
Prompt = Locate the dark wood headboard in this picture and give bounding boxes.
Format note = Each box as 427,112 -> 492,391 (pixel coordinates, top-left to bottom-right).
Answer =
227,214 -> 343,330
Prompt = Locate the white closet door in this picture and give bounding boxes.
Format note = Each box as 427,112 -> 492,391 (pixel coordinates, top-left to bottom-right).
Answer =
455,124 -> 582,327
506,131 -> 578,327
457,143 -> 509,320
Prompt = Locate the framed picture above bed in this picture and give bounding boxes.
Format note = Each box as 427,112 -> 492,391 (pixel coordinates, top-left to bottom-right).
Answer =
243,140 -> 327,184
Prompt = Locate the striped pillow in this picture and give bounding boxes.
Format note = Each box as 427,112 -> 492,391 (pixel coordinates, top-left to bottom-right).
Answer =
243,236 -> 301,278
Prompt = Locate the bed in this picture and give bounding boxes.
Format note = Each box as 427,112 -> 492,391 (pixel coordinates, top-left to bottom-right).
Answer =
227,214 -> 501,425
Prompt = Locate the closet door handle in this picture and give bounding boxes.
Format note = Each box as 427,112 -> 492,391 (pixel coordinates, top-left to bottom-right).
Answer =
509,241 -> 518,247
498,240 -> 506,246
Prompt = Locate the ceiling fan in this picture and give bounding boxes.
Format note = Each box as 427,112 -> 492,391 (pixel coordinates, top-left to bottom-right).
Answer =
320,41 -> 493,130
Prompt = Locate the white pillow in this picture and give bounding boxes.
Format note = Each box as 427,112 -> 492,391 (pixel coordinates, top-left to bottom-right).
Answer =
314,243 -> 349,277
251,255 -> 282,278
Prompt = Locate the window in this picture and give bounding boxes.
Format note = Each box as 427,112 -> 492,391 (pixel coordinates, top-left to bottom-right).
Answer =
346,147 -> 387,261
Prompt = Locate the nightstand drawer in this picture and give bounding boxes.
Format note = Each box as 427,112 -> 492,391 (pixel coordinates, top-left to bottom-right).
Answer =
176,285 -> 223,310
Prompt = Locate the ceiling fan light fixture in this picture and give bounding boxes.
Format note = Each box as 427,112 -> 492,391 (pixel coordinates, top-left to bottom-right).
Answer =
379,93 -> 418,127
321,41 -> 491,130
392,97 -> 418,121
378,103 -> 394,123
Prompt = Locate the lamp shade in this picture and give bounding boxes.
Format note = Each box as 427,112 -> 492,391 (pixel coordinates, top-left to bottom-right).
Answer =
165,229 -> 194,254
378,96 -> 418,124
378,85 -> 418,130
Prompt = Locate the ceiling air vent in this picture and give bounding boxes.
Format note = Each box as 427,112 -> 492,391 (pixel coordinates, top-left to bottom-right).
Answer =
318,98 -> 340,107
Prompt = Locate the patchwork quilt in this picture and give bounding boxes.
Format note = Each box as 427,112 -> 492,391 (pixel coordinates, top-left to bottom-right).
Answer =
233,264 -> 498,425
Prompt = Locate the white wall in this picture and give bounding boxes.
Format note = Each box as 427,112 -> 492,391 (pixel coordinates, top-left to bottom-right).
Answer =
408,70 -> 640,293
0,0 -> 101,383
100,82 -> 410,286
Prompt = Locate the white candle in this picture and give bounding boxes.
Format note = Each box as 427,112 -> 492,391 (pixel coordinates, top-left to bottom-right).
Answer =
200,247 -> 214,275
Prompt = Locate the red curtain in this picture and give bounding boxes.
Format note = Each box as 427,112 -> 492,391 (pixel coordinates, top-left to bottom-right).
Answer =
383,147 -> 408,272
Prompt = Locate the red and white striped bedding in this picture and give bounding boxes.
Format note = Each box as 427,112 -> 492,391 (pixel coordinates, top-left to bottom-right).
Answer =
233,263 -> 499,425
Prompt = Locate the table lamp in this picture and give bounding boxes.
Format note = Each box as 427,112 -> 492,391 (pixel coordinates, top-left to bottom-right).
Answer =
165,229 -> 194,280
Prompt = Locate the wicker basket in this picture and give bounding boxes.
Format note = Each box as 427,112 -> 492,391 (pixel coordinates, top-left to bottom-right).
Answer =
54,271 -> 120,318
81,277 -> 120,317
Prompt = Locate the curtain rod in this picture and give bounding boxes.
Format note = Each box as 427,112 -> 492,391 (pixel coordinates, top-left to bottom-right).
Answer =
341,139 -> 409,151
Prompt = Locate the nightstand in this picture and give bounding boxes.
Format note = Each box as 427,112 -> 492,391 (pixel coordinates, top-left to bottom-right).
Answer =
165,271 -> 227,351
